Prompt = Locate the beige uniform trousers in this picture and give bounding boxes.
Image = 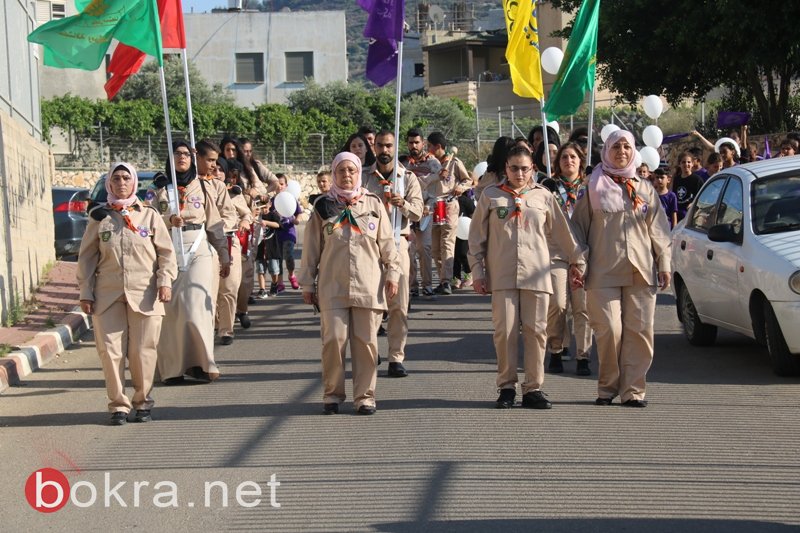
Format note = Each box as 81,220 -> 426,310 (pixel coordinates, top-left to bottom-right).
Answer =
387,237 -> 410,363
94,297 -> 162,413
216,238 -> 242,337
547,260 -> 593,358
431,202 -> 459,282
157,229 -> 219,380
492,289 -> 549,394
409,222 -> 433,290
237,252 -> 255,314
320,307 -> 381,408
586,272 -> 656,402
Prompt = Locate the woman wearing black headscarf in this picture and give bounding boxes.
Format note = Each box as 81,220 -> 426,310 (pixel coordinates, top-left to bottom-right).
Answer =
148,140 -> 231,384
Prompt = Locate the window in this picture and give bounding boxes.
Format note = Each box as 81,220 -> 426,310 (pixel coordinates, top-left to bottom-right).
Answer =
235,53 -> 264,84
285,52 -> 313,83
414,63 -> 425,77
51,2 -> 66,19
689,177 -> 726,232
716,177 -> 744,238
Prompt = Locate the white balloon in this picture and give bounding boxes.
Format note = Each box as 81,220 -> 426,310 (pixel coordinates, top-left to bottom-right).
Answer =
473,161 -> 488,178
633,150 -> 642,169
643,95 -> 664,119
639,146 -> 660,172
642,125 -> 663,148
600,123 -> 620,142
547,120 -> 560,134
274,191 -> 297,218
286,179 -> 302,199
541,47 -> 564,75
456,216 -> 471,240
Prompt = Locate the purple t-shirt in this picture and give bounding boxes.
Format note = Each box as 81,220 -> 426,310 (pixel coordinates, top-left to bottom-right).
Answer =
659,191 -> 678,228
273,203 -> 303,244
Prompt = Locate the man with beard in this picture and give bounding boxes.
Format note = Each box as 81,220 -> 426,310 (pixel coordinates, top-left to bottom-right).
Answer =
362,130 -> 424,377
403,129 -> 440,297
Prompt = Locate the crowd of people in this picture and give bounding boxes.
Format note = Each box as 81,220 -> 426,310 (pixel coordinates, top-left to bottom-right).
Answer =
81,120 -> 784,423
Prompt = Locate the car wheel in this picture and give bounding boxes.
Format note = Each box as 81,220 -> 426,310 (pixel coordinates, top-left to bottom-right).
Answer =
763,301 -> 800,376
678,283 -> 717,346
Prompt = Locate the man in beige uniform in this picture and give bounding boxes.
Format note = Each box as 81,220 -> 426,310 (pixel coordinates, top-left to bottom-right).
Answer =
404,128 -> 440,297
571,129 -> 672,407
469,146 -> 584,410
300,152 -> 400,415
363,130 -> 424,377
425,131 -> 472,295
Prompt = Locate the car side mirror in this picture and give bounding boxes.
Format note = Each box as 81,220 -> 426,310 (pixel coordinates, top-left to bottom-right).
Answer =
708,223 -> 741,243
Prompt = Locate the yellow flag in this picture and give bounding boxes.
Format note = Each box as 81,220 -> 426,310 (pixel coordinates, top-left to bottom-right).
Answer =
504,0 -> 543,100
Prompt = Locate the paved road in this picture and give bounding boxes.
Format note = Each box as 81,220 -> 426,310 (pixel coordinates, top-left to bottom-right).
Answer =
1,284 -> 799,532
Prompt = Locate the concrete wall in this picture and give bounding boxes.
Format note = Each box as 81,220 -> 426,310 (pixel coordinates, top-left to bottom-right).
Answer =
1,0 -> 43,140
0,109 -> 55,324
184,11 -> 348,107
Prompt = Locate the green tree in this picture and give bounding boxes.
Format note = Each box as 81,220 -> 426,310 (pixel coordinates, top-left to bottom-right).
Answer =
114,55 -> 234,106
400,94 -> 475,141
547,0 -> 800,132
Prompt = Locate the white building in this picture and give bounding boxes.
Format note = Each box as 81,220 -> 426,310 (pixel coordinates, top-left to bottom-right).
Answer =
184,10 -> 348,106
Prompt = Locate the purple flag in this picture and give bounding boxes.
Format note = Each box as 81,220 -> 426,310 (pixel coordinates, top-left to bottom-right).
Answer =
359,0 -> 404,41
763,136 -> 771,159
662,132 -> 690,144
365,39 -> 399,87
716,111 -> 750,129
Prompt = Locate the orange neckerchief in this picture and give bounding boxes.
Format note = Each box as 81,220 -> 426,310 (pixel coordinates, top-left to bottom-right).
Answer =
498,184 -> 530,224
377,171 -> 394,204
177,185 -> 188,211
611,175 -> 644,211
332,194 -> 363,234
109,203 -> 138,232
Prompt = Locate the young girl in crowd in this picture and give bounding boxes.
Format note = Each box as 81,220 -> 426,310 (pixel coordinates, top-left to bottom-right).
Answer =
672,151 -> 705,222
652,168 -> 678,229
274,173 -> 303,292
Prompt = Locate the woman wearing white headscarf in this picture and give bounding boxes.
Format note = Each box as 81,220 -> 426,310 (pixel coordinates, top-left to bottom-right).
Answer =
571,130 -> 672,408
299,152 -> 400,416
78,162 -> 177,425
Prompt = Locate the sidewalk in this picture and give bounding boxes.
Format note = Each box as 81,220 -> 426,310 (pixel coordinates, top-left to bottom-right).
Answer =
0,260 -> 90,392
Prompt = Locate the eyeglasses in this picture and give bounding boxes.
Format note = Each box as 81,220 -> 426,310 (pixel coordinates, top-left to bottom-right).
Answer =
174,150 -> 192,158
507,165 -> 532,174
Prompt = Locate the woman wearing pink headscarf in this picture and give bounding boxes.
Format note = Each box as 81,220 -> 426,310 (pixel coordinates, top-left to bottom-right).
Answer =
77,162 -> 177,425
299,152 -> 400,416
571,130 -> 672,408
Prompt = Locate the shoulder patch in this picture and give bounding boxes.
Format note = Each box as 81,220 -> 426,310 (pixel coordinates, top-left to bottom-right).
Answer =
577,188 -> 586,200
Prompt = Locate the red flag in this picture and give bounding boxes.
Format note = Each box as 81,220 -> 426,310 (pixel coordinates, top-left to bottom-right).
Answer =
104,0 -> 186,99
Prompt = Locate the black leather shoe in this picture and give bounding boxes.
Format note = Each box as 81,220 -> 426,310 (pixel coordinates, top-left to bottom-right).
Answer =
495,388 -> 515,409
220,335 -> 233,346
162,376 -> 185,385
387,362 -> 408,377
247,296 -> 256,305
323,403 -> 338,415
548,353 -> 564,373
357,405 -> 376,415
521,390 -> 552,409
110,412 -> 128,426
378,325 -> 387,336
622,399 -> 648,408
237,313 -> 252,329
595,396 -> 615,406
134,409 -> 151,423
576,358 -> 591,376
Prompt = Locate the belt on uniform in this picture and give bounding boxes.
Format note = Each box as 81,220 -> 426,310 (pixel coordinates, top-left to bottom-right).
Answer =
181,223 -> 204,231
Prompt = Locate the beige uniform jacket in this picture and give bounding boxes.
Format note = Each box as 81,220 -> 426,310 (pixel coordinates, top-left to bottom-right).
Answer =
405,154 -> 441,204
468,183 -> 585,293
150,177 -> 231,264
570,176 -> 672,289
202,177 -> 238,232
253,160 -> 280,195
362,164 -> 424,236
299,192 -> 401,311
229,193 -> 253,227
77,201 -> 177,316
474,170 -> 501,200
422,156 -> 471,198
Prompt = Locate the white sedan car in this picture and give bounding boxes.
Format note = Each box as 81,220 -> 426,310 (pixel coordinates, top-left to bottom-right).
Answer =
671,156 -> 800,376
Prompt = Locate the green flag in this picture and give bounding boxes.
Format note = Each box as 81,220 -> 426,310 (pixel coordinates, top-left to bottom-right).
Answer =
28,0 -> 162,71
543,0 -> 600,120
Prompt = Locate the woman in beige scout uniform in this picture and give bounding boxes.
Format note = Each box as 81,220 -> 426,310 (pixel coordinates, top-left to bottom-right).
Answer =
571,130 -> 672,407
78,162 -> 177,425
468,146 -> 584,410
300,152 -> 400,416
149,141 -> 231,384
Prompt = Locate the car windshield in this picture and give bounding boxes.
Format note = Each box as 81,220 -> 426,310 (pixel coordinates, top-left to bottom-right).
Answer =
752,175 -> 800,234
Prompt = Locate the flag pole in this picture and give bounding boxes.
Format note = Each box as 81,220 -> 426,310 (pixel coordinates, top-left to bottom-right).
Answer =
159,65 -> 187,270
540,97 -> 552,178
391,37 -> 404,249
585,86 -> 596,171
181,49 -> 197,153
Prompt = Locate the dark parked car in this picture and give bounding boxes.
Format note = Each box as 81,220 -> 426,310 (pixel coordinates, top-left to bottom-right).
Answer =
52,187 -> 90,257
88,171 -> 158,211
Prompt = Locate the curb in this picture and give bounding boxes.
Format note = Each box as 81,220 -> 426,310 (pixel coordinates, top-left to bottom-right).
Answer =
0,308 -> 91,393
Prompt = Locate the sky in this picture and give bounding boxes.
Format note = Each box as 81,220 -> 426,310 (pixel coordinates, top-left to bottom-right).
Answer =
182,1 -> 228,13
